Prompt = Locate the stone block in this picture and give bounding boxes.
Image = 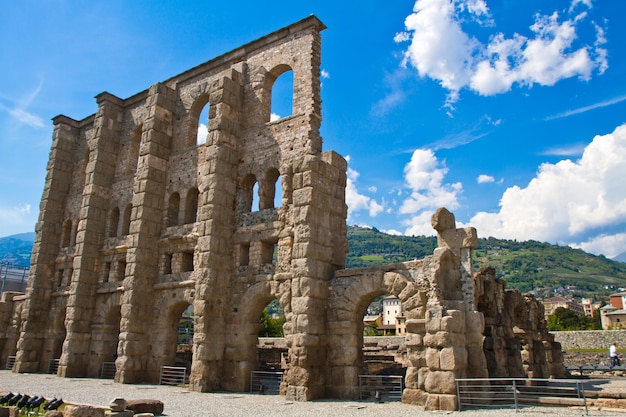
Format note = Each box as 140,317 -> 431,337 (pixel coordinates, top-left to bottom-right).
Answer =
439,346 -> 468,371
441,309 -> 465,333
424,370 -> 456,394
109,412 -> 134,417
402,388 -> 428,406
425,347 -> 440,370
63,405 -> 105,417
126,399 -> 164,414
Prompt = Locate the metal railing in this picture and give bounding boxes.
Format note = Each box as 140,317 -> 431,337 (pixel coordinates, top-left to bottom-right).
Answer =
5,355 -> 16,370
0,262 -> 29,293
250,371 -> 283,394
159,365 -> 187,386
48,358 -> 59,374
456,378 -> 588,414
100,361 -> 116,379
358,374 -> 403,402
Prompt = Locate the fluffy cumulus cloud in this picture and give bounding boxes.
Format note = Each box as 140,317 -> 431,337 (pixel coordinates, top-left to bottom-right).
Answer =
196,123 -> 208,145
400,149 -> 462,235
345,157 -> 384,220
477,174 -> 495,184
396,0 -> 607,106
470,123 -> 626,257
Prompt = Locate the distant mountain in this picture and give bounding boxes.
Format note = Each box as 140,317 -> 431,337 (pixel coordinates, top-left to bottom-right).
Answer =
2,227 -> 625,299
0,232 -> 35,267
614,252 -> 626,264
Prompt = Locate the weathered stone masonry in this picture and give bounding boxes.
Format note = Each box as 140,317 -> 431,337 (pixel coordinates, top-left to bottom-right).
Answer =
0,16 -> 567,411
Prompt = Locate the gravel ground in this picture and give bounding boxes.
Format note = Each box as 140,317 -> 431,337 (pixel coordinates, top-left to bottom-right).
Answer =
0,370 -> 624,417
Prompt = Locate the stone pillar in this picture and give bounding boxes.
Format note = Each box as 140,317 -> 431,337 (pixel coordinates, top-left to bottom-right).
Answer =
283,151 -> 347,401
14,115 -> 80,373
59,92 -> 124,377
189,70 -> 243,392
116,83 -> 177,383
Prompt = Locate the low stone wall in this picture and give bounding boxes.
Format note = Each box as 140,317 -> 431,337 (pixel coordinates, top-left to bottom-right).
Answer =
551,330 -> 626,350
258,336 -> 406,349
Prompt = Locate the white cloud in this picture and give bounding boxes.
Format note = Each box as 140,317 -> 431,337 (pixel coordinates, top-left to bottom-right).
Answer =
546,94 -> 626,120
573,233 -> 626,259
345,156 -> 384,221
320,69 -> 330,79
8,108 -> 45,128
270,113 -> 280,122
477,174 -> 495,184
403,211 -> 438,237
397,0 -> 608,105
539,143 -> 586,157
0,204 -> 33,237
470,123 -> 626,252
196,123 -> 208,145
400,149 -> 462,214
399,149 -> 462,235
383,229 -> 404,236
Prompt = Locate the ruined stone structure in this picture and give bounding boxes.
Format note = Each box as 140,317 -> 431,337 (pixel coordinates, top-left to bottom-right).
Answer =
0,16 -> 567,411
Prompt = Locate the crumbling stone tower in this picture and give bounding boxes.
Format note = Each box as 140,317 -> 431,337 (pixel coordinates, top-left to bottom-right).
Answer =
14,16 -> 347,400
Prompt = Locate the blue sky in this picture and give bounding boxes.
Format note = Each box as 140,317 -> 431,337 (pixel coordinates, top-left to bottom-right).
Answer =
1,0 -> 625,258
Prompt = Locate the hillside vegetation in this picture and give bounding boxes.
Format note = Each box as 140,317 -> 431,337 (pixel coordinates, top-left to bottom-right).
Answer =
2,228 -> 626,300
346,226 -> 626,300
0,232 -> 35,267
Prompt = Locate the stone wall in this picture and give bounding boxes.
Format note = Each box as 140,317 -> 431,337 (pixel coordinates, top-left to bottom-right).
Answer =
0,16 -> 566,412
552,330 -> 626,351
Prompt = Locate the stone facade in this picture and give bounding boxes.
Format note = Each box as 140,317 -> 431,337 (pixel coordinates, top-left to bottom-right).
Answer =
0,16 -> 567,411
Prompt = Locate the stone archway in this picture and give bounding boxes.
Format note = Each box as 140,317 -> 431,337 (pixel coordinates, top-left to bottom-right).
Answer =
219,280 -> 292,392
327,265 -> 427,399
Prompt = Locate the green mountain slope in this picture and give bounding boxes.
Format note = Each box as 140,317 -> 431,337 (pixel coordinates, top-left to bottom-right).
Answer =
0,232 -> 35,267
346,226 -> 626,300
3,228 -> 626,300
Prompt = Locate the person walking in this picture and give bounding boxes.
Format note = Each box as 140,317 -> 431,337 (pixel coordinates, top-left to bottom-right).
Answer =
610,342 -> 621,367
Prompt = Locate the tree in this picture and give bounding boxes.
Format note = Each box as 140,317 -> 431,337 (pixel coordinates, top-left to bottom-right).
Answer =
547,307 -> 595,331
259,308 -> 286,337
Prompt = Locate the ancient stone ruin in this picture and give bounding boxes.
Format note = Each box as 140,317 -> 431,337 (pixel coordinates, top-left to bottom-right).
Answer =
0,16 -> 567,411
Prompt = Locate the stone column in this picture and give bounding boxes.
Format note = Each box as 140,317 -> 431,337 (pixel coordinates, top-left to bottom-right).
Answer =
59,92 -> 124,377
189,70 -> 243,392
283,151 -> 347,401
116,83 -> 177,383
14,115 -> 80,373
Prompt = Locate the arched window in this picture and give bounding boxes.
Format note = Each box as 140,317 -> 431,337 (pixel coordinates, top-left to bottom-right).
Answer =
61,220 -> 72,247
260,168 -> 281,210
167,192 -> 180,227
190,95 -> 211,147
108,207 -> 120,237
240,174 -> 257,213
128,125 -> 142,174
269,67 -> 294,121
122,204 -> 132,235
184,188 -> 199,224
196,102 -> 210,146
80,149 -> 90,191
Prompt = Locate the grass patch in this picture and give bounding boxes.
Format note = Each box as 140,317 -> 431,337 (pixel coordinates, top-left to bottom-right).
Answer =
361,255 -> 384,261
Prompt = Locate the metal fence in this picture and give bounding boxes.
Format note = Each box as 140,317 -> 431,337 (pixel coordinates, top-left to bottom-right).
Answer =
0,262 -> 29,293
48,358 -> 59,375
358,375 -> 404,402
456,378 -> 588,414
100,361 -> 116,379
5,355 -> 16,370
159,366 -> 187,386
249,371 -> 283,395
